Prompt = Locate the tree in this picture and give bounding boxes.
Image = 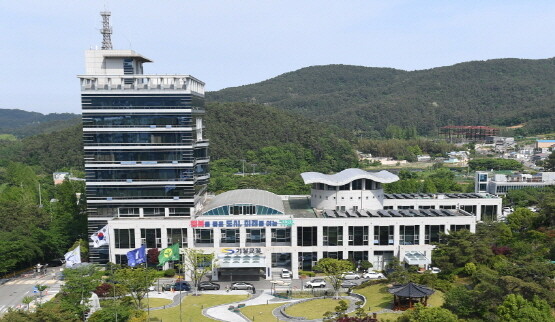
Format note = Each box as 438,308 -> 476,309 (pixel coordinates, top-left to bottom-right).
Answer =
543,150 -> 555,171
181,248 -> 216,296
385,258 -> 410,284
506,208 -> 540,233
22,296 -> 35,311
444,285 -> 484,318
60,265 -> 103,319
313,258 -> 354,299
398,303 -> 458,322
497,294 -> 554,322
113,268 -> 157,309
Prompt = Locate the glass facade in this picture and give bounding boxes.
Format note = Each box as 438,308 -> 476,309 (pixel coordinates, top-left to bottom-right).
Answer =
114,229 -> 135,249
399,225 -> 420,245
348,226 -> 369,246
297,227 -> 317,246
374,226 -> 394,245
424,225 -> 445,244
167,228 -> 188,248
323,226 -> 343,246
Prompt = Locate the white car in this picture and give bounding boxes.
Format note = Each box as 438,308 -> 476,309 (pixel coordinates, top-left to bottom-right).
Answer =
362,271 -> 385,279
305,278 -> 326,288
341,272 -> 361,280
281,269 -> 291,279
430,267 -> 441,274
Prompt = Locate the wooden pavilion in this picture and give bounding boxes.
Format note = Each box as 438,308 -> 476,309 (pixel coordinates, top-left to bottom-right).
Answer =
388,282 -> 435,310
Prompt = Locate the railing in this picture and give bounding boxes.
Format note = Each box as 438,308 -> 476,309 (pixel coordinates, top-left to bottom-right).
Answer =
78,74 -> 205,95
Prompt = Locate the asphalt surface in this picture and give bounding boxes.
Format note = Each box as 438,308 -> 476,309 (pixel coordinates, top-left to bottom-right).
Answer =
0,268 -> 63,315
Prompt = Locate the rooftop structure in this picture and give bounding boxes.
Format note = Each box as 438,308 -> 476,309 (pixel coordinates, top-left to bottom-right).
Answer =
440,125 -> 499,142
476,171 -> 555,195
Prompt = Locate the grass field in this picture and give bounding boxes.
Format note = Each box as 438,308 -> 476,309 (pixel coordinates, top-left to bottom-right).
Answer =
145,297 -> 172,308
285,298 -> 343,320
148,294 -> 249,322
240,303 -> 284,322
354,284 -> 393,311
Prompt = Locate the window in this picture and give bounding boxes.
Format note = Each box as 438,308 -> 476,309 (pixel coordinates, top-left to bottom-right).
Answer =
115,254 -> 128,265
348,226 -> 369,246
230,204 -> 256,215
348,251 -> 368,263
383,206 -> 394,210
246,229 -> 265,243
167,228 -> 188,248
481,205 -> 498,222
339,183 -> 350,191
298,252 -> 317,271
220,229 -> 240,244
439,205 -> 456,210
194,229 -> 213,244
114,229 -> 135,248
297,227 -> 317,246
364,179 -> 374,190
119,208 -> 139,217
450,225 -> 470,232
352,179 -> 363,190
399,225 -> 420,245
141,228 -> 162,248
144,208 -> 165,217
271,228 -> 291,244
323,226 -> 343,246
398,206 -> 414,210
418,205 -> 435,210
460,205 -> 477,215
424,225 -> 445,244
169,208 -> 190,217
323,252 -> 343,260
374,226 -> 394,245
271,253 -> 291,268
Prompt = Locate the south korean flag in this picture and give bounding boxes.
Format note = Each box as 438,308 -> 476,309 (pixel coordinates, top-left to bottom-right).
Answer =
91,225 -> 110,248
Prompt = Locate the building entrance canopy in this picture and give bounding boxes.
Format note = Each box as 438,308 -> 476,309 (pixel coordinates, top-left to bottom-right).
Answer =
403,251 -> 431,265
218,254 -> 266,268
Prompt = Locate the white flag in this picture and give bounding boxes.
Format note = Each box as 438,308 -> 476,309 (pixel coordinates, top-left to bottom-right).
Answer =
65,246 -> 81,268
90,225 -> 109,248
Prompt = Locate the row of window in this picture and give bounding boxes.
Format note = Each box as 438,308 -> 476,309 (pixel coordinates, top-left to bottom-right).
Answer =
87,185 -> 195,198
85,132 -> 194,144
203,204 -> 283,216
312,179 -> 382,191
83,115 -> 193,127
82,95 -> 201,108
113,225 -> 470,249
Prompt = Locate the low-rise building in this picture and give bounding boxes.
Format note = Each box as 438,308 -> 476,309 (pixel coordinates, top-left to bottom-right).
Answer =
108,168 -> 501,280
475,171 -> 555,195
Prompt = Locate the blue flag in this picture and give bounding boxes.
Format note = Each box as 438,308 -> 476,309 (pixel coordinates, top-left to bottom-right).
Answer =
127,245 -> 146,267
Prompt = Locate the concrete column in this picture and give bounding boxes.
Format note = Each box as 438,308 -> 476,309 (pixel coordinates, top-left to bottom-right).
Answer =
213,229 -> 221,248
419,224 -> 426,245
393,225 -> 400,246
265,227 -> 272,248
291,226 -> 298,247
160,227 -> 169,249
239,227 -> 247,247
187,228 -> 194,248
317,226 -> 323,247
292,251 -> 299,279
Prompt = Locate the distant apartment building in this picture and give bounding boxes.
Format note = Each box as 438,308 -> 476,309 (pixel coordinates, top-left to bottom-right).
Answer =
536,140 -> 555,151
475,171 -> 555,195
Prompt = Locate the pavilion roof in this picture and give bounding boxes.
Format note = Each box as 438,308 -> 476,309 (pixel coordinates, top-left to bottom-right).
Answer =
388,282 -> 435,298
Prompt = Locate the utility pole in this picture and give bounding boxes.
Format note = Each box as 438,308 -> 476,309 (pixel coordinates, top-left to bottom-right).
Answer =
241,160 -> 246,176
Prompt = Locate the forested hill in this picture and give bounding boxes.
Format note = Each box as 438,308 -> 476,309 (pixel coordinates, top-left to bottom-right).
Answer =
0,108 -> 80,138
207,58 -> 555,136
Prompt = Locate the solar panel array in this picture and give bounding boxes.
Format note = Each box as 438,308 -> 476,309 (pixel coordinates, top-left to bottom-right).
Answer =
322,209 -> 471,218
383,193 -> 485,199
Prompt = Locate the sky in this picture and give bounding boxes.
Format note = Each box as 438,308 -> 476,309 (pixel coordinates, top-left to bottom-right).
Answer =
2,1 -> 555,114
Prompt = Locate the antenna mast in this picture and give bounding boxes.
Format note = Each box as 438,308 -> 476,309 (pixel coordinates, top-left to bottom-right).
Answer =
100,11 -> 113,50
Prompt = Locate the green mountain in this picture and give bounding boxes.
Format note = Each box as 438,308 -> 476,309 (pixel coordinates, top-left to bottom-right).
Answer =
207,59 -> 555,136
0,102 -> 356,174
0,109 -> 80,138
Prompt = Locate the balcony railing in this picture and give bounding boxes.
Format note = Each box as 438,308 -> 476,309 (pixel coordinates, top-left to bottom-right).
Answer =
78,74 -> 205,95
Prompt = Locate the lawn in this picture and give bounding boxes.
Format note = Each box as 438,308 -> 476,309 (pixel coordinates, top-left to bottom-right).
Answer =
145,297 -> 172,308
240,303 -> 284,322
285,298 -> 343,320
149,294 -> 249,321
353,283 -> 393,311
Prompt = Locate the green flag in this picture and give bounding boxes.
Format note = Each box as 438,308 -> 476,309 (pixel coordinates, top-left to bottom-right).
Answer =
158,243 -> 180,266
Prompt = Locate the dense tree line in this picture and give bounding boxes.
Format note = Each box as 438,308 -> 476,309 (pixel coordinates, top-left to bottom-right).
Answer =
383,168 -> 471,194
0,162 -> 86,275
0,109 -> 80,138
208,59 -> 555,137
469,158 -> 524,171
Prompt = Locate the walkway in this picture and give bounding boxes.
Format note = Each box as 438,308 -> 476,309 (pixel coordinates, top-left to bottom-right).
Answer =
272,295 -> 361,322
204,290 -> 299,322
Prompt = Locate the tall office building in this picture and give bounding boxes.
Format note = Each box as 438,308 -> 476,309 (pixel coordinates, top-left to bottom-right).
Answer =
80,12 -> 208,263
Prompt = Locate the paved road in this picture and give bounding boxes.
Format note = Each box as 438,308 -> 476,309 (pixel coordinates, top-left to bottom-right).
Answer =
0,268 -> 63,315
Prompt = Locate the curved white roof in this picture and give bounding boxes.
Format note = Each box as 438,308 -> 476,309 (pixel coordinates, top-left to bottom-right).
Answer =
301,168 -> 399,186
202,189 -> 285,214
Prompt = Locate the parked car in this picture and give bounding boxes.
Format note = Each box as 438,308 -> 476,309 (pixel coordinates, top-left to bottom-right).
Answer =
231,282 -> 254,290
198,281 -> 220,291
362,271 -> 386,279
341,272 -> 361,280
281,269 -> 292,279
341,280 -> 358,288
163,281 -> 191,291
430,267 -> 441,274
305,278 -> 326,288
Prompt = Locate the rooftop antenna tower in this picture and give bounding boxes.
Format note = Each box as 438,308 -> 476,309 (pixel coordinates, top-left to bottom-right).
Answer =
100,11 -> 113,50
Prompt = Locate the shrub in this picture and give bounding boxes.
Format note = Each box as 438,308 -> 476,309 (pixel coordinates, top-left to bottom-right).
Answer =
163,268 -> 176,277
299,270 -> 315,277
